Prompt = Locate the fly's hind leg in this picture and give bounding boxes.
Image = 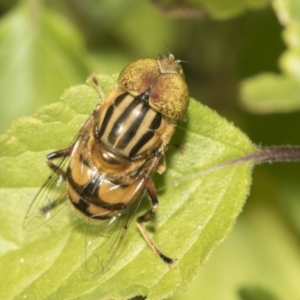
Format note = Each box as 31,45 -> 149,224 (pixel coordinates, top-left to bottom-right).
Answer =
40,148 -> 72,214
136,180 -> 176,267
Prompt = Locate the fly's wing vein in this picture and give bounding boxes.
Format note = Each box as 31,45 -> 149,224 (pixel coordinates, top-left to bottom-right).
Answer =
84,155 -> 162,274
23,154 -> 71,231
23,114 -> 95,231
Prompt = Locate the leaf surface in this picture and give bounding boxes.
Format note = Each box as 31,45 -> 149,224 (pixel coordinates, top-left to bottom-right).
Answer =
0,2 -> 90,133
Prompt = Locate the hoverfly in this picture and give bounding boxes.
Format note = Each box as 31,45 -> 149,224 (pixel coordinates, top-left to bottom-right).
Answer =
23,54 -> 189,273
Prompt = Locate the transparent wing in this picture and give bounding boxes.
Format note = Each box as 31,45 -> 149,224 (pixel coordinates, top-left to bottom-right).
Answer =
23,115 -> 94,231
84,157 -> 161,274
23,149 -> 72,231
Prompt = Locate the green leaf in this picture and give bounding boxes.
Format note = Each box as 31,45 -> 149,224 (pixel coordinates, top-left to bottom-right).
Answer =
0,74 -> 255,299
150,0 -> 270,20
173,200 -> 300,299
240,0 -> 300,113
0,1 -> 91,133
240,73 -> 300,113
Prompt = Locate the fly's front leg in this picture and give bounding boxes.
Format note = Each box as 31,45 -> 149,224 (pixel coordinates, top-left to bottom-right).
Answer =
46,148 -> 72,178
136,180 -> 176,267
90,73 -> 106,101
40,148 -> 72,214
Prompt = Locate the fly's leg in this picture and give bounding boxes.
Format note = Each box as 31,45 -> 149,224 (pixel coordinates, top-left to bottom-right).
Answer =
46,148 -> 71,178
40,148 -> 72,214
90,73 -> 106,100
39,191 -> 67,214
170,143 -> 185,153
136,180 -> 176,267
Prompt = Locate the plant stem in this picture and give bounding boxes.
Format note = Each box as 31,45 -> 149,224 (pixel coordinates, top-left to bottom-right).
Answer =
228,146 -> 300,166
167,146 -> 300,189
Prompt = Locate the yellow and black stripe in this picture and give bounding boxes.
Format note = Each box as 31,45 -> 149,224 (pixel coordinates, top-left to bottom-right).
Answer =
95,92 -> 165,159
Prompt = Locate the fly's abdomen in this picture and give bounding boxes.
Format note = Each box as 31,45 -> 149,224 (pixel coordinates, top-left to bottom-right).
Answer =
67,174 -> 139,220
67,145 -> 144,219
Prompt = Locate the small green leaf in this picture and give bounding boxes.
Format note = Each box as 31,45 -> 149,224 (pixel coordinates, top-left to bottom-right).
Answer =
240,73 -> 300,113
0,75 -> 255,299
240,0 -> 300,113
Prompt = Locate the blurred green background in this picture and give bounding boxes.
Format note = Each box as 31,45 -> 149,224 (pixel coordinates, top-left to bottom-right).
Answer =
1,0 -> 300,299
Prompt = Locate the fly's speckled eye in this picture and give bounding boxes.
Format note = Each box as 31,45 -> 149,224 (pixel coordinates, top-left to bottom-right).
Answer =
24,54 -> 189,274
118,54 -> 189,120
